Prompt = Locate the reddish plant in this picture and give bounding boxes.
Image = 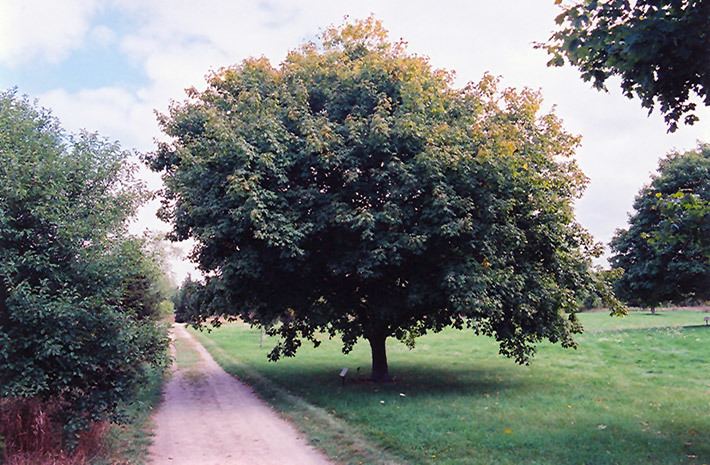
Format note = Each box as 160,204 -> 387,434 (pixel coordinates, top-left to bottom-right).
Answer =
0,398 -> 108,465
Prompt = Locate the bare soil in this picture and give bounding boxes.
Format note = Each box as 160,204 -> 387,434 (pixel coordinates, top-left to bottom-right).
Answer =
149,324 -> 335,465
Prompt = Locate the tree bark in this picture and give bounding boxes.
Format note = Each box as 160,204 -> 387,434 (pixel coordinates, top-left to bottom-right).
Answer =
368,333 -> 391,382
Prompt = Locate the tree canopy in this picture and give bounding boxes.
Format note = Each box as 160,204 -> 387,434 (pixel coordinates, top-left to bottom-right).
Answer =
540,0 -> 710,132
148,18 -> 621,381
0,90 -> 168,437
610,144 -> 710,307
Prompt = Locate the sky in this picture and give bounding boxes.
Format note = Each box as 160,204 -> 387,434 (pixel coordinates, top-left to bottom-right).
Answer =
1,0 -> 708,283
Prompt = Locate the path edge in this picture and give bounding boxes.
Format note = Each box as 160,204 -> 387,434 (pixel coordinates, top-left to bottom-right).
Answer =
190,328 -> 407,465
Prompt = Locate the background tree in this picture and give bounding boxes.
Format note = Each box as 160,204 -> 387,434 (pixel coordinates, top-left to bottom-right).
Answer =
173,275 -> 205,324
114,234 -> 179,321
0,90 -> 168,440
142,230 -> 183,295
578,267 -> 624,310
540,0 -> 710,132
610,144 -> 710,309
148,18 -> 622,382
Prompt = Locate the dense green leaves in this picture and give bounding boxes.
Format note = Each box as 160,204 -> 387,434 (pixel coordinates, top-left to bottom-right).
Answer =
540,0 -> 710,132
0,90 -> 169,438
610,144 -> 710,307
115,236 -> 175,321
149,18 -> 621,380
173,275 -> 205,324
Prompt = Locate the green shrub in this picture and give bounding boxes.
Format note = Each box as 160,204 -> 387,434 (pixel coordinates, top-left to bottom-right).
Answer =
0,90 -> 168,443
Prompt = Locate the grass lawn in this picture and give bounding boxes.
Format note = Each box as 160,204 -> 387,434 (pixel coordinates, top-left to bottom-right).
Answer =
192,310 -> 710,465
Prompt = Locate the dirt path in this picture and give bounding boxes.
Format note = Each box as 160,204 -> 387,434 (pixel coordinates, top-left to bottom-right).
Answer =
149,324 -> 335,465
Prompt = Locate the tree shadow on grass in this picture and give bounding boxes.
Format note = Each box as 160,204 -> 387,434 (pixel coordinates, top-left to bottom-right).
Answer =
586,323 -> 710,335
227,347 -> 709,465
266,363 -> 710,465
268,363 -> 535,398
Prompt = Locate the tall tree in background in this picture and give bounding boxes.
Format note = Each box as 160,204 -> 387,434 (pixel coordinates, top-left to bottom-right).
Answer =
148,18 -> 621,381
610,144 -> 710,309
0,90 -> 168,439
113,236 -> 176,321
540,0 -> 710,132
173,275 -> 205,324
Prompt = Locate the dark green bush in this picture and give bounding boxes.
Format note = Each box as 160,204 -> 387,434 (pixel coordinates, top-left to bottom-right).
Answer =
0,90 -> 168,443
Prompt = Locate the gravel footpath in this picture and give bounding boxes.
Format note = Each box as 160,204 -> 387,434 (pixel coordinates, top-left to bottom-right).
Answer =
149,324 -> 335,465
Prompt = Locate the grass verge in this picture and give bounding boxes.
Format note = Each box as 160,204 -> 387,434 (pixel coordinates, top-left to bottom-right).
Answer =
173,330 -> 207,386
94,364 -> 166,465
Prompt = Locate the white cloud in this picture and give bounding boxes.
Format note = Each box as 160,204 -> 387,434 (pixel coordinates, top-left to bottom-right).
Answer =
89,24 -> 117,47
38,86 -> 157,151
0,0 -> 99,65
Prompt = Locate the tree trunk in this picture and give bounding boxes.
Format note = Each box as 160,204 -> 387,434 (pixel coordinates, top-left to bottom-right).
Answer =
368,333 -> 391,382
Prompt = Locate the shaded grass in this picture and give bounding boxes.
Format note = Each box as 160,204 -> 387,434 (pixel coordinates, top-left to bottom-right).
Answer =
193,311 -> 710,465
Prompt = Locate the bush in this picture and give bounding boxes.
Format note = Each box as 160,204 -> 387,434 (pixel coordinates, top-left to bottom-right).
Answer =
0,90 -> 169,448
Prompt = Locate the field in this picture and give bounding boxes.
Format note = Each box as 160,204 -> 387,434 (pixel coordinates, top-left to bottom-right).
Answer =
192,310 -> 710,465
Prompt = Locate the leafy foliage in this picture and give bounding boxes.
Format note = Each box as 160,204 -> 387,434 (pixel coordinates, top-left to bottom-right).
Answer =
578,267 -> 623,309
114,237 -> 175,321
173,276 -> 205,324
610,144 -> 710,307
148,18 -> 621,380
0,90 -> 169,439
540,0 -> 710,132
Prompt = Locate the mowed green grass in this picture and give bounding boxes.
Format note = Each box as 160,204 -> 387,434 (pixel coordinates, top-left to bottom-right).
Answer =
192,311 -> 710,465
